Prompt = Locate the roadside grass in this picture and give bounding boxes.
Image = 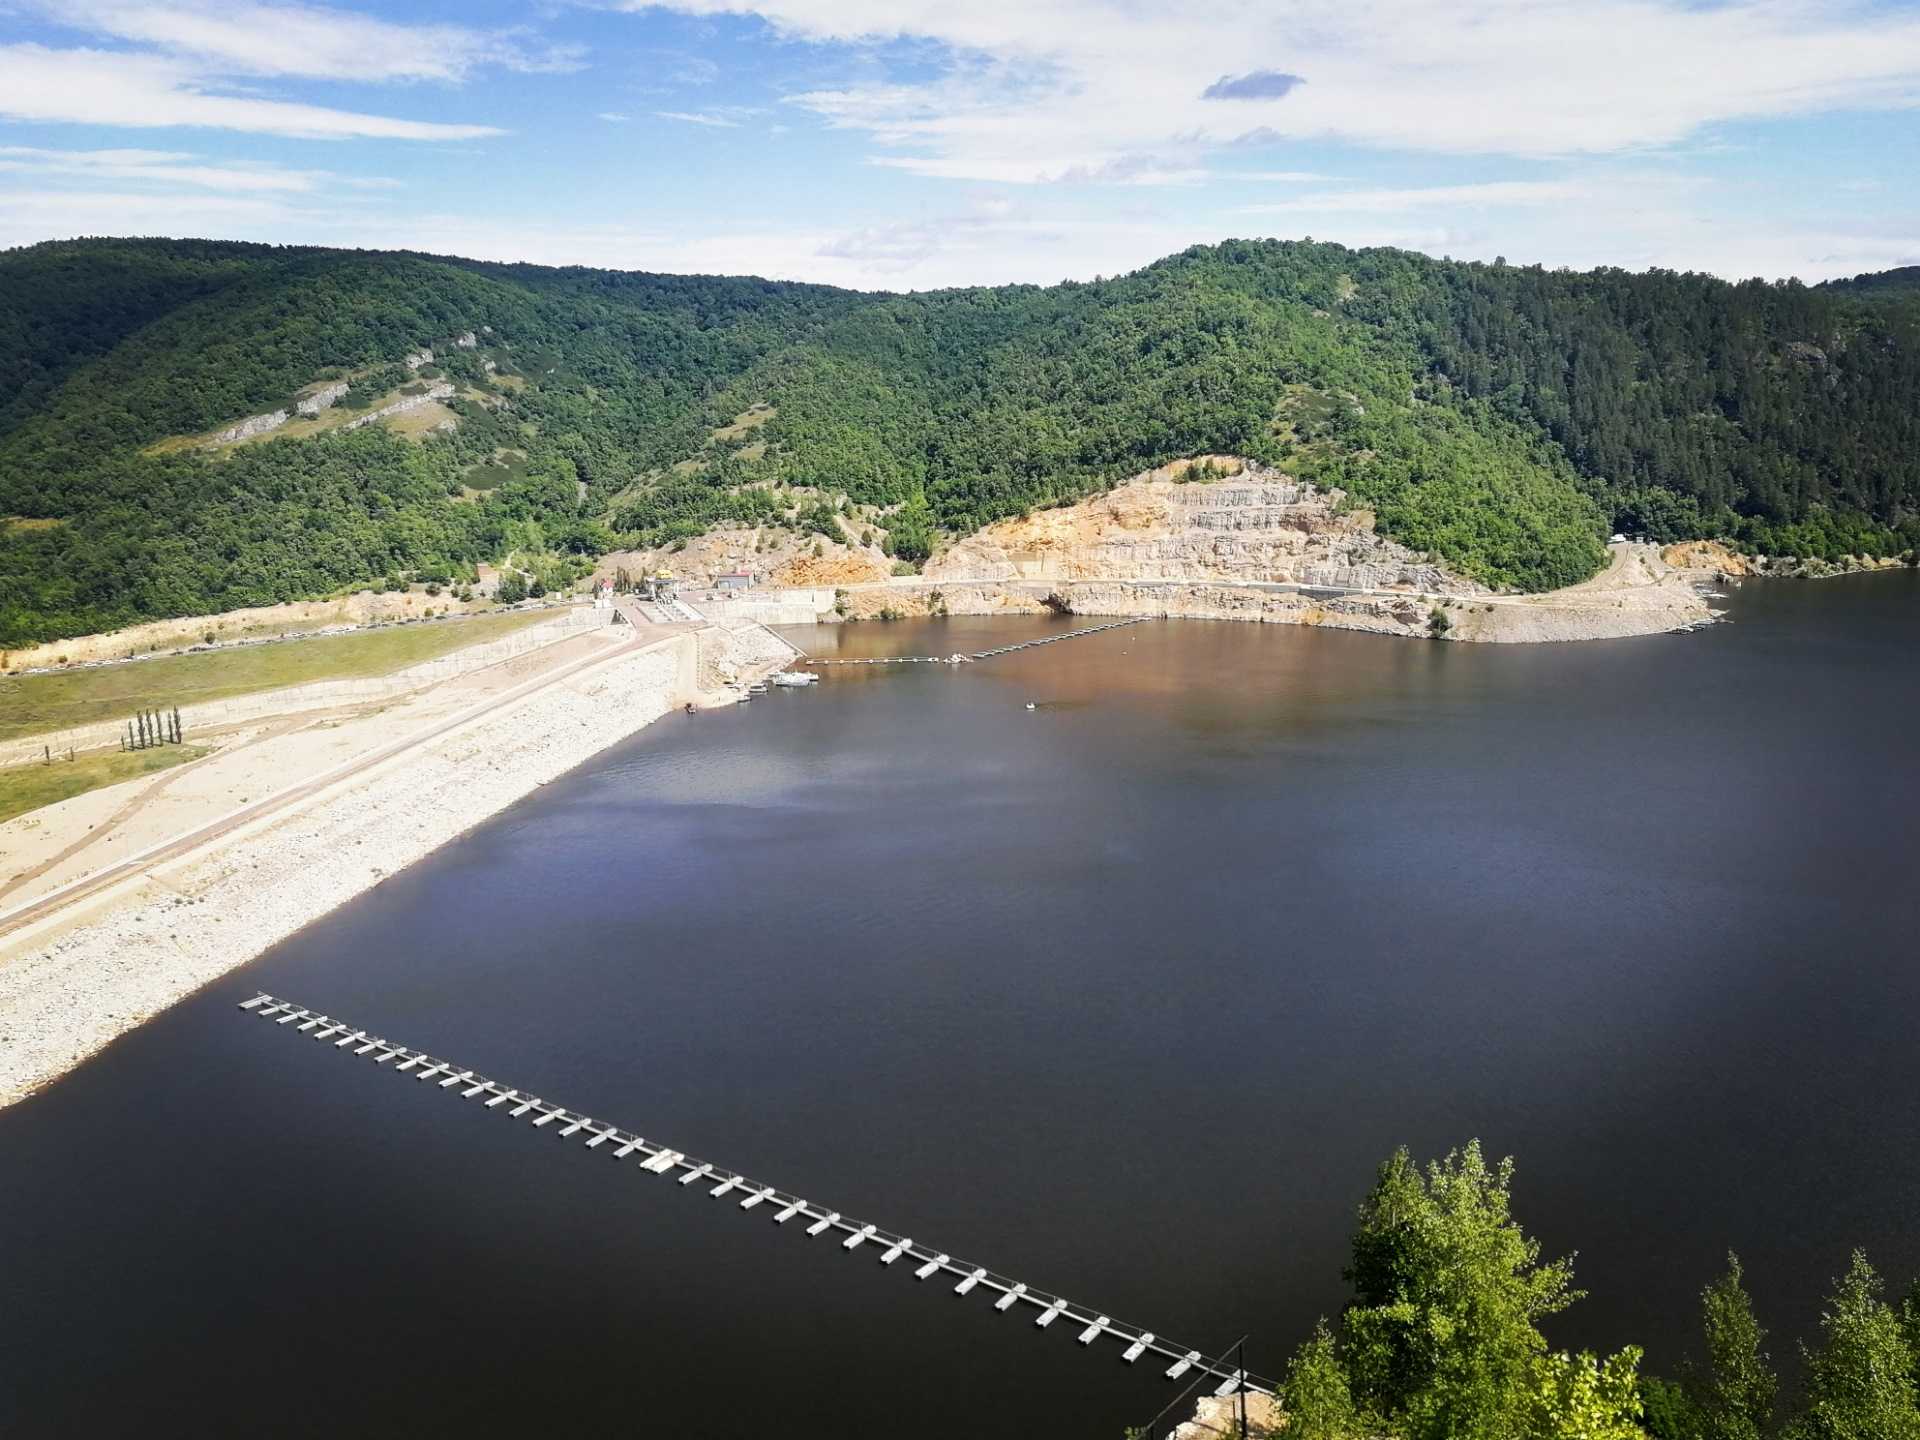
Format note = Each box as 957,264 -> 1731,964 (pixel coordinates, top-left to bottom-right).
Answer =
0,745 -> 208,825
0,610 -> 549,743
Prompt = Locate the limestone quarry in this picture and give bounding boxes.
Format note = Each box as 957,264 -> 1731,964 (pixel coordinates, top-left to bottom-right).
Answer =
808,460 -> 1719,642
924,459 -> 1477,595
626,459 -> 1717,641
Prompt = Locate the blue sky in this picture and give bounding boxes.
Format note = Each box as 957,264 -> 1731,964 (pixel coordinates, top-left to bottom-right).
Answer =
1,0 -> 1917,289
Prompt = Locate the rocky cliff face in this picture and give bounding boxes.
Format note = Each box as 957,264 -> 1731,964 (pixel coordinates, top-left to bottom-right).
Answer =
295,381 -> 350,417
925,460 -> 1483,596
208,410 -> 288,446
343,381 -> 455,431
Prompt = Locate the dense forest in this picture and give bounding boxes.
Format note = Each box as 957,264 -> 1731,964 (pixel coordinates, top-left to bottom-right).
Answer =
3,237 -> 1917,647
1819,266 -> 1920,301
1184,1142 -> 1920,1440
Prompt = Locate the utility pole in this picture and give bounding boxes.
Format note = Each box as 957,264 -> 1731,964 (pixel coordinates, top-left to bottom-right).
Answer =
1235,1337 -> 1248,1439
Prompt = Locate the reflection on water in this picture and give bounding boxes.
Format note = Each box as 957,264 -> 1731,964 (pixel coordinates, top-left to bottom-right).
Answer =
2,576 -> 1918,1437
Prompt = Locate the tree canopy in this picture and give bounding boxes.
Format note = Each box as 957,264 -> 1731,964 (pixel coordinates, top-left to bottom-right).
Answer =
5,237 -> 1917,646
1259,1146 -> 1919,1440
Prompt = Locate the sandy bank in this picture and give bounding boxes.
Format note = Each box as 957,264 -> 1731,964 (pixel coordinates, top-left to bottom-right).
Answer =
0,620 -> 785,1107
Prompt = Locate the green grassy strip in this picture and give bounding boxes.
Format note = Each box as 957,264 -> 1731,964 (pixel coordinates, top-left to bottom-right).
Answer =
0,744 -> 207,825
0,610 -> 548,743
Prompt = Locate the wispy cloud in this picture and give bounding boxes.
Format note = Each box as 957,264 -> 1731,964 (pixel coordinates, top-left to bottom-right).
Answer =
1238,180 -> 1588,215
641,0 -> 1920,181
30,0 -> 582,83
0,46 -> 505,139
1201,70 -> 1305,101
654,107 -> 756,127
0,144 -> 366,191
1042,154 -> 1210,186
644,48 -> 720,87
0,1 -> 540,142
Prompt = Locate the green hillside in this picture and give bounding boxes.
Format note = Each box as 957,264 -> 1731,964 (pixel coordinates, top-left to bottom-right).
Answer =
1820,265 -> 1920,299
2,237 -> 1917,647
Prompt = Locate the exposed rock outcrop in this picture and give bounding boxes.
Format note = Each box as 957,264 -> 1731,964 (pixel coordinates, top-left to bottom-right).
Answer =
454,332 -> 478,349
1169,1392 -> 1282,1438
859,459 -> 1719,642
208,410 -> 288,446
295,381 -> 350,417
926,460 -> 1482,596
344,381 -> 456,431
403,348 -> 434,371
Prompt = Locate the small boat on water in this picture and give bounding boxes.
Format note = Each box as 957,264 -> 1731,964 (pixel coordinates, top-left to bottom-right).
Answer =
748,682 -> 768,694
771,671 -> 819,687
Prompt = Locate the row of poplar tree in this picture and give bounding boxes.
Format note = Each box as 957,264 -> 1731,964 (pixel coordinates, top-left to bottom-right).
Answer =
123,708 -> 183,751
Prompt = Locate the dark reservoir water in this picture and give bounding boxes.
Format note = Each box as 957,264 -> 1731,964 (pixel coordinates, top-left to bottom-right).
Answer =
4,577 -> 1918,1437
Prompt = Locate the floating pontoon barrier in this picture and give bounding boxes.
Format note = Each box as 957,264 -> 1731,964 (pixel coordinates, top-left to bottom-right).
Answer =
803,616 -> 1151,665
235,991 -> 1271,1398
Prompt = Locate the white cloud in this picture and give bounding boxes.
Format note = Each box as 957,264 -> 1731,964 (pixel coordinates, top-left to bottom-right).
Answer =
1239,180 -> 1588,215
0,44 -> 504,140
30,0 -> 580,83
653,108 -> 757,127
6,168 -> 1914,292
632,0 -> 1920,179
0,144 -> 370,192
0,188 -> 303,243
5,1 -> 1914,291
640,48 -> 721,87
1040,153 -> 1212,186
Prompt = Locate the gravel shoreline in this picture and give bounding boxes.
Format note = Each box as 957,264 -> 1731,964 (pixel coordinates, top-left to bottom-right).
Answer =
0,629 -> 773,1107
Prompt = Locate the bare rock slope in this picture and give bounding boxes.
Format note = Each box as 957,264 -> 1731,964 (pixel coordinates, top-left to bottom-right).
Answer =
927,459 -> 1478,595
900,459 -> 1716,642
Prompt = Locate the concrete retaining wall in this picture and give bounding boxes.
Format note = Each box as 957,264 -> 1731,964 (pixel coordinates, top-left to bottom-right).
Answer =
696,590 -> 836,625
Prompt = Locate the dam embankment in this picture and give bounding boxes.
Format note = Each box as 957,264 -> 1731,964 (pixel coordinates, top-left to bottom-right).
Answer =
0,620 -> 786,1106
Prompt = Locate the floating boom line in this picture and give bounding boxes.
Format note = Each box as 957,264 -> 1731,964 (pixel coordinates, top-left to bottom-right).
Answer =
237,992 -> 1272,1398
802,616 -> 1150,664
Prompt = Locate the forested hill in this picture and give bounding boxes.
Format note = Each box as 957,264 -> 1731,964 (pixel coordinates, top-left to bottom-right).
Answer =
3,236 -> 1917,648
1819,266 -> 1920,300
